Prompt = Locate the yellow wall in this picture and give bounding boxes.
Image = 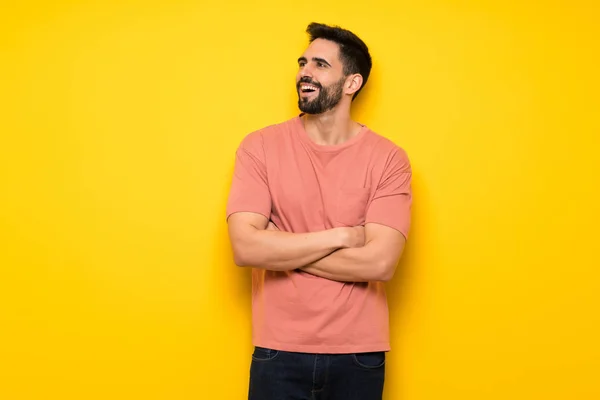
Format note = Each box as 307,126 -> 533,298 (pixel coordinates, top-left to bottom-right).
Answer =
1,1 -> 599,399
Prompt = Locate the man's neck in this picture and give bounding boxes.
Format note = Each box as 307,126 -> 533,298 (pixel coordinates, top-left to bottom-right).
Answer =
301,107 -> 361,146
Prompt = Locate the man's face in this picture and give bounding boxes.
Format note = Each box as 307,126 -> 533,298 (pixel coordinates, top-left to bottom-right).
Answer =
296,39 -> 347,114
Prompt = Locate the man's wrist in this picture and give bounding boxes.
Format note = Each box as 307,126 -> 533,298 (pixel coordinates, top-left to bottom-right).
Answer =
332,227 -> 350,249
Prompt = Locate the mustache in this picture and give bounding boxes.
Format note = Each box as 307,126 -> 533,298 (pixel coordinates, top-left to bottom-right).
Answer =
297,77 -> 322,89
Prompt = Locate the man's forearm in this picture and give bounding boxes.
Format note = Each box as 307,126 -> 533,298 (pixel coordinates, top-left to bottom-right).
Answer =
232,228 -> 346,271
301,223 -> 406,283
301,245 -> 388,282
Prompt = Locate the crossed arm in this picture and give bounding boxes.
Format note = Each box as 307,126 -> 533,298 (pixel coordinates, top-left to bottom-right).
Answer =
227,212 -> 406,282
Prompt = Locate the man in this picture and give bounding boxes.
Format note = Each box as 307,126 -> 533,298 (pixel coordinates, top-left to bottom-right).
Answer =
226,22 -> 412,400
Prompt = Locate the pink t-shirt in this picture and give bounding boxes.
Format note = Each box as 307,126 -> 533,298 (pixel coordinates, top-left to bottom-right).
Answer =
226,115 -> 412,354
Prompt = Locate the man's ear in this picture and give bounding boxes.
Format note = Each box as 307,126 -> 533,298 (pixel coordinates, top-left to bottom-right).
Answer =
345,74 -> 363,96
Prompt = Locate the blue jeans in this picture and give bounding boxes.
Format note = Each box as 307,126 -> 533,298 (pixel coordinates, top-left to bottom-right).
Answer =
248,346 -> 386,400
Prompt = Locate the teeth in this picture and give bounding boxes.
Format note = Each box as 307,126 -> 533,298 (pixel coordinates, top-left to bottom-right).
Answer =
301,85 -> 317,91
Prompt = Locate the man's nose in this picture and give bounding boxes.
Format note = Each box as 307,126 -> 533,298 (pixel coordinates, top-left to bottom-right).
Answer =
299,64 -> 314,78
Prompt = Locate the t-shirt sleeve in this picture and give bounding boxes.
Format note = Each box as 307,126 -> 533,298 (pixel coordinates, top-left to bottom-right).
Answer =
365,147 -> 412,239
226,132 -> 272,221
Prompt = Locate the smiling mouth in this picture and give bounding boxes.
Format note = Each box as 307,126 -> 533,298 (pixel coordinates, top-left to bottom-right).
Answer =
299,84 -> 319,94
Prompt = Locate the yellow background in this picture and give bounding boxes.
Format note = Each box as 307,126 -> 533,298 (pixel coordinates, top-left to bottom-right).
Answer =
1,1 -> 599,399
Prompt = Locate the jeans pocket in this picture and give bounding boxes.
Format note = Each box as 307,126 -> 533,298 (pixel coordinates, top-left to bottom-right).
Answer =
352,351 -> 386,369
251,346 -> 280,362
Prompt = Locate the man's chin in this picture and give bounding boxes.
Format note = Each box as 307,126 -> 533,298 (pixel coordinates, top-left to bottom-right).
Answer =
298,106 -> 319,115
298,100 -> 315,114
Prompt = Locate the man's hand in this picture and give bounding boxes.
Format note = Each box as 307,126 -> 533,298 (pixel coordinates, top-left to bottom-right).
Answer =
344,225 -> 366,248
267,221 -> 365,248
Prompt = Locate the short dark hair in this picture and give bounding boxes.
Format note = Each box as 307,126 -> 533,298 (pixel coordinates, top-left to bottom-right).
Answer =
305,22 -> 372,100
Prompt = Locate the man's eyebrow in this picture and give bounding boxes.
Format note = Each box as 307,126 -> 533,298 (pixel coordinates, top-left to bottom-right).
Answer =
312,57 -> 331,67
297,57 -> 332,67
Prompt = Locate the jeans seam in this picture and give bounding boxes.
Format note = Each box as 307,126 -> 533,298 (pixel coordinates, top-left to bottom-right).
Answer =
311,355 -> 318,392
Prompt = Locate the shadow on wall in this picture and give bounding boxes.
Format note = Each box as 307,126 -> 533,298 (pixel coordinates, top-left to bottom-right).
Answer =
383,167 -> 429,396
387,167 -> 427,318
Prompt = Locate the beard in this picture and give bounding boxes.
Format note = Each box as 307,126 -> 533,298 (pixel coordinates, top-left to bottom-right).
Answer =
297,76 -> 345,115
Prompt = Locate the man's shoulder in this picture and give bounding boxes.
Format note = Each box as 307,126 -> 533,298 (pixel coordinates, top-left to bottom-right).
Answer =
240,116 -> 298,147
365,128 -> 410,164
